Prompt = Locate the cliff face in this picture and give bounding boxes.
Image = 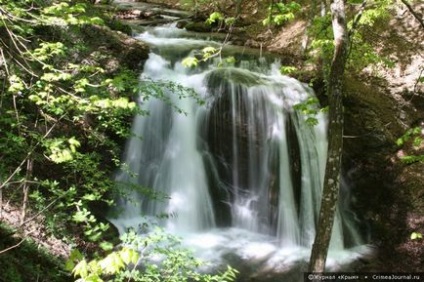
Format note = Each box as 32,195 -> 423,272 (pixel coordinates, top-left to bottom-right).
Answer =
339,4 -> 424,271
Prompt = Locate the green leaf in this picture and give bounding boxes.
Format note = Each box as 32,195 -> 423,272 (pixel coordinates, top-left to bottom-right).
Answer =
205,12 -> 224,25
411,232 -> 423,240
119,247 -> 139,265
306,117 -> 319,126
82,194 -> 97,201
73,259 -> 89,278
413,136 -> 422,147
225,17 -> 236,25
202,46 -> 217,55
72,209 -> 90,223
99,241 -> 114,251
280,65 -> 297,75
400,155 -> 424,164
99,252 -> 125,274
225,56 -> 236,65
43,2 -> 70,16
182,57 -> 199,68
8,75 -> 25,94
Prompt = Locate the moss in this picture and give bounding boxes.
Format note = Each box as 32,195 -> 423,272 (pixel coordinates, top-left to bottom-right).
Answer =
206,67 -> 265,89
185,21 -> 213,32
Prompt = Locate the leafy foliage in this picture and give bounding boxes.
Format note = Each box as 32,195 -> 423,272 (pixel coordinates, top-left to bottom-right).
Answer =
307,0 -> 396,79
205,10 -> 236,32
293,97 -> 323,126
0,0 -> 142,255
0,224 -> 69,282
206,11 -> 225,25
1,2 -> 236,282
411,232 -> 423,240
139,78 -> 205,114
280,65 -> 298,75
396,126 -> 424,164
69,229 -> 238,282
263,2 -> 301,27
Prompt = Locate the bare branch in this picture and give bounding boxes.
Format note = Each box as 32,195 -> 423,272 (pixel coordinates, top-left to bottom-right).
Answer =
0,116 -> 64,191
400,0 -> 424,30
19,194 -> 64,228
349,1 -> 367,38
0,238 -> 26,255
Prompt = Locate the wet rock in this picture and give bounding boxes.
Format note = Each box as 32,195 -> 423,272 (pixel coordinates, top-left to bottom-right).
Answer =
245,39 -> 262,48
185,21 -> 213,32
176,19 -> 189,29
342,74 -> 424,272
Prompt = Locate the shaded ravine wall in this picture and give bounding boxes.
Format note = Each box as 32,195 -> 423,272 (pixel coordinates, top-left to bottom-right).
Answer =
340,75 -> 424,272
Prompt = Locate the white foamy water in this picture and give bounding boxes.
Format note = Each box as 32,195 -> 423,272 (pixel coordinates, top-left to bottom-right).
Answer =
109,23 -> 371,280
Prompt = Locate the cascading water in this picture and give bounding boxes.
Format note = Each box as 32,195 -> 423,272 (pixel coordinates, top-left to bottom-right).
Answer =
110,20 -> 370,279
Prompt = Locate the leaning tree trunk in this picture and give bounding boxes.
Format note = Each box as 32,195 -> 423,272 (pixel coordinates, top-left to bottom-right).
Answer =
309,0 -> 349,273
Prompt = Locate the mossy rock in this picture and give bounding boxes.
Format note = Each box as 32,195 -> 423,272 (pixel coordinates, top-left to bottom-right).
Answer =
185,21 -> 212,32
206,67 -> 265,90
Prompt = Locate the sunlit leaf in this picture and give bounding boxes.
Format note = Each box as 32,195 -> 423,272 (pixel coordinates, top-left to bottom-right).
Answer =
73,259 -> 89,278
182,57 -> 199,68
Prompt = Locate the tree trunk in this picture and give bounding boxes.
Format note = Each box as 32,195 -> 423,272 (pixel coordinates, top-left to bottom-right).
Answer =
308,0 -> 348,273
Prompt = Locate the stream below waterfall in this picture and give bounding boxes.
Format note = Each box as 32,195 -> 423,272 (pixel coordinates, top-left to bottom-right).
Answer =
109,3 -> 371,280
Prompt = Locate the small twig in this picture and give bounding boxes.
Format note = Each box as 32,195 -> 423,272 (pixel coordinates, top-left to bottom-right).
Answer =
0,37 -> 38,77
0,187 -> 3,219
12,94 -> 21,135
19,193 -> 65,228
0,6 -> 37,25
413,67 -> 424,95
0,227 -> 37,255
400,0 -> 424,30
348,1 -> 367,38
0,47 -> 10,76
0,116 -> 63,190
0,238 -> 26,255
20,159 -> 33,224
347,1 -> 367,60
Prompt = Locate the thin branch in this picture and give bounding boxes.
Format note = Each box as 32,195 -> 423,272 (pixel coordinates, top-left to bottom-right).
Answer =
2,18 -> 28,56
19,192 -> 65,228
20,159 -> 33,224
0,227 -> 36,255
0,238 -> 26,255
347,1 -> 367,60
0,37 -> 38,77
348,1 -> 367,38
0,6 -> 37,25
0,18 -> 41,77
0,47 -> 10,76
12,94 -> 21,135
400,0 -> 424,30
414,67 -> 424,92
0,187 -> 2,219
0,116 -> 64,190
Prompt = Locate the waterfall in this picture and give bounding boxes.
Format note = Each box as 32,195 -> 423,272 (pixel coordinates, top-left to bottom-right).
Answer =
110,23 -> 369,275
